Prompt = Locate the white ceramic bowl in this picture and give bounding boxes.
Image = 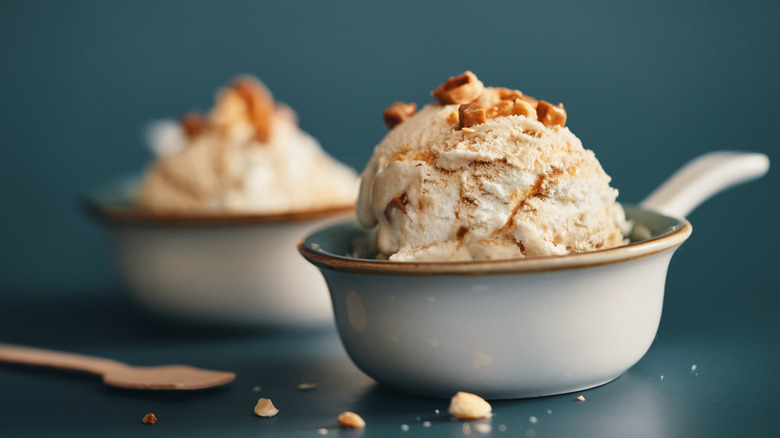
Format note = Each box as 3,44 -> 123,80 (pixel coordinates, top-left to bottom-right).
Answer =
86,178 -> 352,329
299,151 -> 769,399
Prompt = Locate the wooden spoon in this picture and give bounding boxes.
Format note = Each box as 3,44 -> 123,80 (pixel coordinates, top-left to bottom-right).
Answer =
0,343 -> 236,390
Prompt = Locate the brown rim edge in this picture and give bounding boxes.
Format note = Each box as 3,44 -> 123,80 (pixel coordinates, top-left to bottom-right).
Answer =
84,201 -> 355,226
298,220 -> 692,277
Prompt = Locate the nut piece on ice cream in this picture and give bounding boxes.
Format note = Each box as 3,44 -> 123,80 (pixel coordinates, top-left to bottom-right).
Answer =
357,72 -> 630,261
136,76 -> 358,214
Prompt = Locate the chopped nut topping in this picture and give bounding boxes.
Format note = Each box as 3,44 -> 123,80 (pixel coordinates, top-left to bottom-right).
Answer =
254,398 -> 280,417
459,103 -> 487,129
497,87 -> 524,101
536,100 -> 567,127
576,395 -> 586,402
446,110 -> 460,125
180,112 -> 206,138
384,102 -> 417,129
337,411 -> 366,429
519,94 -> 538,106
142,413 -> 158,424
512,99 -> 537,118
432,71 -> 485,105
449,391 -> 492,420
486,100 -> 514,119
231,77 -> 275,142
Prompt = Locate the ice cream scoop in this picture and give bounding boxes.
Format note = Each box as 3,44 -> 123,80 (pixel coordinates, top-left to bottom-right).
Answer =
137,76 -> 357,214
358,72 -> 629,261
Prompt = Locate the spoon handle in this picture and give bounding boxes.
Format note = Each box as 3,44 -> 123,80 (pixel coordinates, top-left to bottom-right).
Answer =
640,151 -> 769,218
0,343 -> 123,376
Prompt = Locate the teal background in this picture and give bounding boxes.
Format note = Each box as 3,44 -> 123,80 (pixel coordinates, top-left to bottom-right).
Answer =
1,0 -> 778,300
1,0 -> 778,341
1,1 -> 779,436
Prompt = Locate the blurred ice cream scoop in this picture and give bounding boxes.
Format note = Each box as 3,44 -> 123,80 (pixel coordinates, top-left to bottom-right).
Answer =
357,71 -> 629,261
137,76 -> 357,214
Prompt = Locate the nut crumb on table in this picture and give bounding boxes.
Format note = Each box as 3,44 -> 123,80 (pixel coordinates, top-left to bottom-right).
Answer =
449,391 -> 492,420
254,398 -> 279,417
337,411 -> 366,429
142,413 -> 157,424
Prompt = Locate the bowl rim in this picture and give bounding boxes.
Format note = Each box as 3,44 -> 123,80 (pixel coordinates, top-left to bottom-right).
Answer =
82,176 -> 355,226
83,199 -> 355,226
298,210 -> 692,276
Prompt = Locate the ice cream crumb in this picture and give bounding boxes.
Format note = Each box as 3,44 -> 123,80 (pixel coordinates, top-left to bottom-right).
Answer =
297,382 -> 319,390
423,421 -> 432,427
254,398 -> 279,417
529,416 -> 538,423
474,423 -> 492,434
546,409 -> 552,415
435,409 -> 440,415
691,364 -> 697,372
401,424 -> 410,431
317,427 -> 328,435
660,375 -> 664,380
576,395 -> 586,402
142,413 -> 157,424
252,386 -> 261,392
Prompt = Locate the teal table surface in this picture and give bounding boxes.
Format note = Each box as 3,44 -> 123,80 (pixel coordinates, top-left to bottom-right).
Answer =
1,286 -> 777,438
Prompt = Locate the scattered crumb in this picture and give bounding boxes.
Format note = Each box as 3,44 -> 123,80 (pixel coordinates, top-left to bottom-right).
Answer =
498,424 -> 507,432
660,375 -> 664,380
337,411 -> 365,429
691,364 -> 697,372
311,243 -> 320,250
435,409 -> 441,415
142,413 -> 157,425
317,427 -> 328,435
474,423 -> 492,434
422,421 -> 432,427
297,382 -> 319,391
401,424 -> 410,431
529,416 -> 538,424
576,395 -> 586,402
252,386 -> 261,392
254,398 -> 279,417
546,409 -> 552,415
449,391 -> 492,420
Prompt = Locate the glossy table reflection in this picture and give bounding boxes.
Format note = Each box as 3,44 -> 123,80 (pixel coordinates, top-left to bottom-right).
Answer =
0,288 -> 777,437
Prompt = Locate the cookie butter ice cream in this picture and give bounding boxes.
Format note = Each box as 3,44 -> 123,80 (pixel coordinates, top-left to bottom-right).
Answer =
137,76 -> 357,214
357,72 -> 629,261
